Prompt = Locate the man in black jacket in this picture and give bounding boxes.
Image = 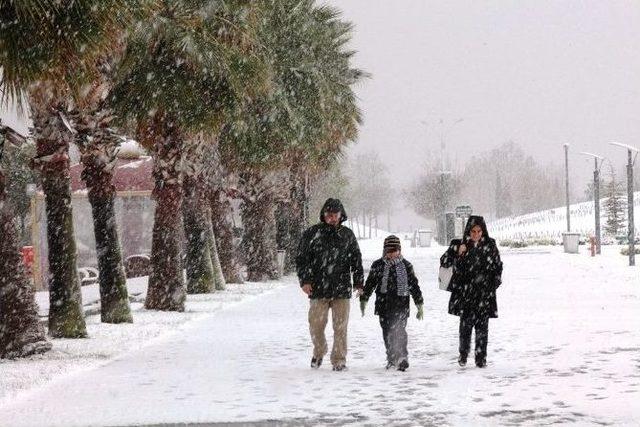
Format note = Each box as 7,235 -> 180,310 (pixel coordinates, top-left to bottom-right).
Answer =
296,198 -> 364,371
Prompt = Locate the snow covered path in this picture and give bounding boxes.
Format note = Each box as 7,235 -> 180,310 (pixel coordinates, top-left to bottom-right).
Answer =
1,243 -> 639,426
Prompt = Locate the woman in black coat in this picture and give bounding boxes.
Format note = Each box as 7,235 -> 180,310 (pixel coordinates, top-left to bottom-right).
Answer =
440,215 -> 502,368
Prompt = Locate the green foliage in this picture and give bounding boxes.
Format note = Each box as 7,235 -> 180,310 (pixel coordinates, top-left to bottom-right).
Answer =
499,239 -> 529,248
110,0 -> 265,137
221,0 -> 364,171
620,247 -> 640,256
603,167 -> 626,237
0,140 -> 37,243
0,0 -> 150,107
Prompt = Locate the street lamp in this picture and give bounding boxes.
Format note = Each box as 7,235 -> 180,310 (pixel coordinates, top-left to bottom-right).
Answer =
579,152 -> 605,255
609,141 -> 639,266
436,118 -> 464,244
439,118 -> 464,172
564,143 -> 570,232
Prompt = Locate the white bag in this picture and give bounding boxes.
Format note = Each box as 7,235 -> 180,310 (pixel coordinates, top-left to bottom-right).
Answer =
438,266 -> 453,291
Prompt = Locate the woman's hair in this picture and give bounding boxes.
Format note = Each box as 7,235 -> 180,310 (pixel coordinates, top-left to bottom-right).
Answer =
463,215 -> 490,242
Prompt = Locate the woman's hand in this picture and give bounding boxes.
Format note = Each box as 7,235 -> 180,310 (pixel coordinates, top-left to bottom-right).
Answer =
457,244 -> 467,256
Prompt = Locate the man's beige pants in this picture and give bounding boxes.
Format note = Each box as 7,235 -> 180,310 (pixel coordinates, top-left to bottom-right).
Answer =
309,298 -> 350,366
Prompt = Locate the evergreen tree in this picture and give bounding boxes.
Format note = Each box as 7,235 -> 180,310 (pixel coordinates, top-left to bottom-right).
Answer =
603,167 -> 626,237
0,123 -> 51,358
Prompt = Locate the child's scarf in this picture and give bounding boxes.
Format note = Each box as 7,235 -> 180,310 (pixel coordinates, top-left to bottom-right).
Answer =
381,256 -> 409,296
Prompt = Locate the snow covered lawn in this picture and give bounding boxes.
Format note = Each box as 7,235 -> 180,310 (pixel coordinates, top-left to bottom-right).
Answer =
0,240 -> 639,426
0,280 -> 282,405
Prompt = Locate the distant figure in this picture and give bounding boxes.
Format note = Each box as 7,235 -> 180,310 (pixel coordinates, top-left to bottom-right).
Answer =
296,198 -> 364,371
359,235 -> 423,371
440,215 -> 503,368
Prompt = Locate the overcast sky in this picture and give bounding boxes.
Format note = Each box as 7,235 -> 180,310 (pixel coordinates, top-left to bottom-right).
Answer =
3,2 -> 639,229
326,0 -> 640,187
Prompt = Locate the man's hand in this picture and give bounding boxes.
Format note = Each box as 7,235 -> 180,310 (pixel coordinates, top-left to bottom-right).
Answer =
416,304 -> 424,321
360,300 -> 367,317
301,283 -> 313,296
457,244 -> 467,256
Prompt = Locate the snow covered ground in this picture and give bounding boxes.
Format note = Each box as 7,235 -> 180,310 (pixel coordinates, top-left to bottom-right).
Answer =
489,191 -> 640,242
1,238 -> 639,426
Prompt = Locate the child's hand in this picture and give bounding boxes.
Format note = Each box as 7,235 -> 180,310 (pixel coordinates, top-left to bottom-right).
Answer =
416,304 -> 424,321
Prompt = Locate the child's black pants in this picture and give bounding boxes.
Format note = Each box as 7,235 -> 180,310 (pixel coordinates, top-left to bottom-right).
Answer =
379,308 -> 409,364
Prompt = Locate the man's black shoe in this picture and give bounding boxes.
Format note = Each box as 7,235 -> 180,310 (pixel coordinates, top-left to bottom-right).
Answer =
397,360 -> 409,371
458,353 -> 467,367
332,364 -> 347,371
311,357 -> 322,369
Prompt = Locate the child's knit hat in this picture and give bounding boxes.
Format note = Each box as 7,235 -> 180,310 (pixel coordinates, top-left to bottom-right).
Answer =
383,235 -> 401,253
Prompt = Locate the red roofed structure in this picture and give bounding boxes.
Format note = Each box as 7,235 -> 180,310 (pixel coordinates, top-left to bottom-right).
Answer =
32,147 -> 156,290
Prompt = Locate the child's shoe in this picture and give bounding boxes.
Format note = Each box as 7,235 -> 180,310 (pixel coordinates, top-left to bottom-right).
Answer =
397,360 -> 409,371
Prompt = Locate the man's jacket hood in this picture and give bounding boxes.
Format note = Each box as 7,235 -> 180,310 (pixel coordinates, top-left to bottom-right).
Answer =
319,198 -> 348,224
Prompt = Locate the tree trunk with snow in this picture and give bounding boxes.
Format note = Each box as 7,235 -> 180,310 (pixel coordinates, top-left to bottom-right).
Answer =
183,174 -> 215,294
144,116 -> 186,311
211,189 -> 244,284
206,209 -> 226,290
240,172 -> 280,282
0,166 -> 52,359
31,101 -> 87,338
75,110 -> 132,324
280,168 -> 307,274
241,199 -> 279,282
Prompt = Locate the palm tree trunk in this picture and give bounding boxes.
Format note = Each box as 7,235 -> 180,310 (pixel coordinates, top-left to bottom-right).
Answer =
145,116 -> 186,311
183,174 -> 215,294
31,102 -> 87,338
84,164 -> 132,323
0,169 -> 52,358
211,189 -> 244,284
206,209 -> 226,290
281,168 -> 306,274
241,197 -> 279,281
76,111 -> 132,324
240,172 -> 279,282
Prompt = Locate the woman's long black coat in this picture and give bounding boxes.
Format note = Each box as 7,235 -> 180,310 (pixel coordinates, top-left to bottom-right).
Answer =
440,237 -> 503,318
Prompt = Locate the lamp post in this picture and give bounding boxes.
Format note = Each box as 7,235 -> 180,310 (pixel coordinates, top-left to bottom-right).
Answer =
579,152 -> 604,255
564,143 -> 571,232
434,118 -> 464,244
609,142 -> 638,266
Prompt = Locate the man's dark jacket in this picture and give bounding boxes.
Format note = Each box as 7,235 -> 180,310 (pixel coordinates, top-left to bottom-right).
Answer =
296,199 -> 364,299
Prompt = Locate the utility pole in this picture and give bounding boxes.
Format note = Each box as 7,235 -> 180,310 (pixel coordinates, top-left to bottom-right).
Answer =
609,142 -> 638,266
436,118 -> 464,244
564,144 -> 570,232
580,152 -> 604,255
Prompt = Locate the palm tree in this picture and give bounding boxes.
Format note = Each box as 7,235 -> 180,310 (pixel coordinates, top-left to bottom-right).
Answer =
0,0 -> 143,337
110,0 -> 265,310
209,163 -> 244,284
221,0 -> 364,280
73,107 -> 133,324
0,124 -> 52,358
182,136 -> 226,293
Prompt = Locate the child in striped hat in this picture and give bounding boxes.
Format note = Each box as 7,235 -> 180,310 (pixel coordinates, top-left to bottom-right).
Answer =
359,235 -> 424,371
